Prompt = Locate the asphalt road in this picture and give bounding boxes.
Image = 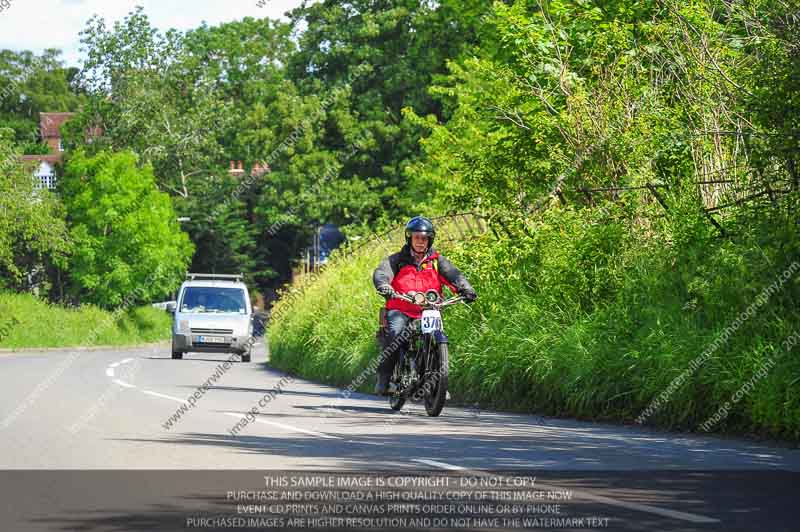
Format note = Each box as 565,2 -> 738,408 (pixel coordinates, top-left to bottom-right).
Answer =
1,342 -> 799,531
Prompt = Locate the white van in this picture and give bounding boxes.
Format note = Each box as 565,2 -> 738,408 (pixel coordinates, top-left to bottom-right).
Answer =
167,273 -> 254,362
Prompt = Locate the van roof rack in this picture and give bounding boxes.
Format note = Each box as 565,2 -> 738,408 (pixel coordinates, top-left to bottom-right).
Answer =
186,273 -> 244,282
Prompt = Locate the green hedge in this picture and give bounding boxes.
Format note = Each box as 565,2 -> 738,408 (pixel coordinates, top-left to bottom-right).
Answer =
269,207 -> 800,440
0,292 -> 172,349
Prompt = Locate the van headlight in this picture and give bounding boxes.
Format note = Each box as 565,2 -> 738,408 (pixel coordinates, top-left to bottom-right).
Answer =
179,320 -> 190,333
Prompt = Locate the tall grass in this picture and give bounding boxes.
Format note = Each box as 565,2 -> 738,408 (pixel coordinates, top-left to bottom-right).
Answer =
0,292 -> 172,349
269,204 -> 800,440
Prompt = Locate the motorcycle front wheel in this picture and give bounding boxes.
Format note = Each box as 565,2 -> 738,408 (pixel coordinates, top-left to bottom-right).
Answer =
424,342 -> 449,417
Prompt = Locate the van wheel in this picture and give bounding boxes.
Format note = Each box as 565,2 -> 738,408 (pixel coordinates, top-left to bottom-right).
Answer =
171,340 -> 183,359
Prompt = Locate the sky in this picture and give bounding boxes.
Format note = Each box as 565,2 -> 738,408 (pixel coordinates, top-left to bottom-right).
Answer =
0,0 -> 309,67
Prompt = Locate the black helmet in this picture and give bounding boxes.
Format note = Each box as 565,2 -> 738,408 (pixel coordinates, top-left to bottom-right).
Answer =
404,216 -> 435,251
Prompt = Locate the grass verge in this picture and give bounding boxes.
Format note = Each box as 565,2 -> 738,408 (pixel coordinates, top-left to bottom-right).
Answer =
269,207 -> 800,441
0,292 -> 171,349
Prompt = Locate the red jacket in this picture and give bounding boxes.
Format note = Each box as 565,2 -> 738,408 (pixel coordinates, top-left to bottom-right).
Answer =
373,246 -> 470,319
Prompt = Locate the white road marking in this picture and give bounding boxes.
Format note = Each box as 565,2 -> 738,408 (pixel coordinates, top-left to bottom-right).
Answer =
142,390 -> 188,404
136,388 -> 338,440
413,459 -> 720,524
106,359 -> 136,379
414,459 -> 465,471
347,440 -> 383,446
113,379 -> 136,389
223,412 -> 339,439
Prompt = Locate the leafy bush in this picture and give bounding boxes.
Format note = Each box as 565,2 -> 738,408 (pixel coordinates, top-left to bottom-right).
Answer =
60,149 -> 194,307
270,201 -> 800,440
0,129 -> 72,292
268,0 -> 800,441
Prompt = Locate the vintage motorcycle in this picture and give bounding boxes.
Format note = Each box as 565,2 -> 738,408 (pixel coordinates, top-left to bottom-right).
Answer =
377,290 -> 464,416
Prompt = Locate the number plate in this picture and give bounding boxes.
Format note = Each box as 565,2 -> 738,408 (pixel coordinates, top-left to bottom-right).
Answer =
421,310 -> 443,333
196,335 -> 226,344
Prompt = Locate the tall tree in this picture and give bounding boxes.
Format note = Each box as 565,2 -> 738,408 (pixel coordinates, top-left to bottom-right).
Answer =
286,0 -> 492,221
0,129 -> 71,294
69,6 -> 233,198
60,149 -> 194,307
0,49 -> 84,151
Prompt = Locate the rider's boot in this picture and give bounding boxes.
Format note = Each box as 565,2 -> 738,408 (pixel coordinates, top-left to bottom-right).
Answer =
374,372 -> 390,396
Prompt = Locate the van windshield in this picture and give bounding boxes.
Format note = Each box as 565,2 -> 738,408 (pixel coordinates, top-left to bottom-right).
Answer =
180,287 -> 247,313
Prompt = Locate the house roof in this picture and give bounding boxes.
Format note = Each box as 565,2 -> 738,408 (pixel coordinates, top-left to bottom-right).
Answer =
20,154 -> 63,166
39,112 -> 75,138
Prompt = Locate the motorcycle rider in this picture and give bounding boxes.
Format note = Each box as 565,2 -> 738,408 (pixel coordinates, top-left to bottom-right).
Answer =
372,216 -> 477,395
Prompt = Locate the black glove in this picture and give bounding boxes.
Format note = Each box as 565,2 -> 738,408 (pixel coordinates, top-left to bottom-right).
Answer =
377,284 -> 395,299
460,288 -> 477,303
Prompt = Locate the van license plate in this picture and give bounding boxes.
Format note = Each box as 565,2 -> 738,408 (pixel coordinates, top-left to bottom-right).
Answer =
196,335 -> 225,343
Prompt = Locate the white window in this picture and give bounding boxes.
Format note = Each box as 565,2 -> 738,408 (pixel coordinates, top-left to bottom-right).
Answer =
34,162 -> 56,190
58,139 -> 64,152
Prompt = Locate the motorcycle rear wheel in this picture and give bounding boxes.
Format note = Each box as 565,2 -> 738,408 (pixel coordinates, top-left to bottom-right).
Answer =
389,364 -> 406,411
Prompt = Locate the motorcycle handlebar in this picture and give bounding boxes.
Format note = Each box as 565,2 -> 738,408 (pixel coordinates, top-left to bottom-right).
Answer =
392,293 -> 413,303
390,293 -> 464,307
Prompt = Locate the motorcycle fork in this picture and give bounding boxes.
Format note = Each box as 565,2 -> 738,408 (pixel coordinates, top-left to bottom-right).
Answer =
420,333 -> 437,375
409,336 -> 424,376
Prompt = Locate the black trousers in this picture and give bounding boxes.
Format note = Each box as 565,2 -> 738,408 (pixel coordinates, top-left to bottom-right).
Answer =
377,310 -> 415,377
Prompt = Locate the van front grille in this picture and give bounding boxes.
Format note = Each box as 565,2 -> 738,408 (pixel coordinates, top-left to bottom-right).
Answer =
190,328 -> 234,335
